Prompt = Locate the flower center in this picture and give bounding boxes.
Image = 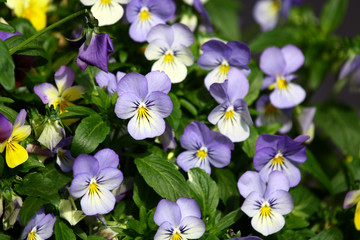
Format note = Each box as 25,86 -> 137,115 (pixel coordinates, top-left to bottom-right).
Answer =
271,0 -> 281,11
196,147 -> 208,160
271,152 -> 284,169
139,7 -> 150,21
260,203 -> 272,218
276,76 -> 288,90
164,53 -> 174,63
172,232 -> 182,240
88,179 -> 100,195
101,0 -> 111,5
219,61 -> 230,75
138,103 -> 150,120
225,105 -> 235,119
28,232 -> 36,240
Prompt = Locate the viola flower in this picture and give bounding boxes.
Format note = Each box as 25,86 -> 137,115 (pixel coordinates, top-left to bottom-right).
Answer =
338,54 -> 360,92
21,207 -> 56,240
154,197 -> 206,240
80,0 -> 131,26
260,44 -> 305,109
96,70 -> 126,95
0,110 -> 31,168
177,121 -> 234,174
296,106 -> 316,139
114,71 -> 173,140
76,33 -> 115,72
197,39 -> 251,89
55,137 -> 75,173
343,190 -> 360,230
70,149 -> 124,215
145,23 -> 194,83
238,171 -> 293,236
5,0 -> 50,31
253,0 -> 303,31
34,66 -> 85,114
126,0 -> 176,42
253,134 -> 309,187
208,68 -> 253,142
255,94 -> 293,134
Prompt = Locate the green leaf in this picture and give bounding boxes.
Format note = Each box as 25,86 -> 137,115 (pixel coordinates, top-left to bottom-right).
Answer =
54,219 -> 76,240
60,106 -> 98,119
0,97 -> 14,103
71,114 -> 110,156
244,64 -> 263,106
285,216 -> 310,230
310,227 -> 343,240
0,233 -> 11,240
0,106 -> 18,123
210,209 -> 243,234
315,105 -> 360,158
290,187 -> 320,218
133,173 -> 160,210
20,197 -> 45,225
187,168 -> 219,217
179,98 -> 198,116
18,155 -> 44,173
241,126 -> 259,158
134,149 -> 191,202
87,236 -> 108,240
320,0 -> 348,34
0,40 -> 15,91
214,169 -> 240,208
166,93 -> 182,130
127,219 -> 147,234
299,150 -> 333,194
42,162 -> 72,191
0,23 -> 15,33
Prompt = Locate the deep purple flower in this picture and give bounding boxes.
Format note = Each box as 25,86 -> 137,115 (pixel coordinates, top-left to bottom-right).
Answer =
114,71 -> 173,140
0,114 -> 12,143
144,23 -> 194,83
126,0 -> 176,42
253,134 -> 309,187
338,55 -> 360,92
208,68 -> 253,142
177,121 -> 234,174
238,171 -> 293,236
76,33 -> 114,72
197,39 -> 251,89
96,70 -> 126,95
154,197 -> 206,240
70,149 -> 124,215
21,207 -> 56,240
260,44 -> 305,109
0,31 -> 21,41
255,94 -> 293,134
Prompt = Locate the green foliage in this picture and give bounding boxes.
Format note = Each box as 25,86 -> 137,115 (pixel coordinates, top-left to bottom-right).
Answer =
54,220 -> 77,240
320,0 -> 348,34
20,197 -> 45,225
166,93 -> 182,130
0,41 -> 15,91
310,228 -> 343,240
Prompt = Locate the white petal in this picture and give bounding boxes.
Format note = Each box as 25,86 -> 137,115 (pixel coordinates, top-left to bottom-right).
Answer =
253,0 -> 280,31
152,56 -> 188,83
80,0 -> 97,6
127,109 -> 165,140
80,186 -> 116,215
204,66 -> 228,90
173,45 -> 194,66
217,111 -> 250,142
145,39 -> 168,61
179,216 -> 206,239
91,2 -> 124,26
251,209 -> 285,236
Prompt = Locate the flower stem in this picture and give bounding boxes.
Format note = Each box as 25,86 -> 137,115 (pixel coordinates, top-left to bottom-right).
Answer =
9,9 -> 87,55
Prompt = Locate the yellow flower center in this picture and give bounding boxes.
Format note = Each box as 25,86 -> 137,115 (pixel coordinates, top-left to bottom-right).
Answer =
139,8 -> 150,21
260,204 -> 272,218
225,110 -> 234,119
271,0 -> 281,11
196,149 -> 207,159
138,105 -> 150,120
271,153 -> 285,169
28,232 -> 36,240
101,0 -> 111,5
164,53 -> 174,63
172,232 -> 182,240
219,63 -> 230,75
276,76 -> 288,90
88,180 -> 100,195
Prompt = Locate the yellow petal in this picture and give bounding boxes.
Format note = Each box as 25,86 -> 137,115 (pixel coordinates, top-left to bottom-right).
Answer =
23,7 -> 47,31
355,202 -> 360,230
62,86 -> 85,102
0,141 -> 7,153
11,125 -> 31,142
6,142 -> 29,168
29,0 -> 50,9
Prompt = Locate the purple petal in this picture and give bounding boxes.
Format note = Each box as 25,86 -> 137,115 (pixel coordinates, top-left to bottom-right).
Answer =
260,47 -> 285,76
256,134 -> 281,150
14,109 -> 27,127
0,114 -> 12,142
147,24 -> 174,46
177,150 -> 201,172
129,16 -> 164,42
206,140 -> 232,168
78,34 -> 114,72
70,173 -> 92,198
0,31 -> 21,41
269,83 -> 306,109
154,221 -> 175,240
176,197 -> 201,219
227,41 -> 251,69
80,186 -> 116,215
259,159 -> 301,187
72,154 -> 99,177
97,167 -> 123,190
146,91 -> 173,118
339,55 -> 360,79
264,171 -> 290,198
265,190 -> 294,215
56,149 -> 75,173
145,71 -> 171,94
261,76 -> 276,90
293,135 -> 310,144
22,207 -> 43,239
297,107 -> 316,135
283,145 -> 307,165
179,216 -> 206,239
115,92 -> 142,120
253,147 -> 277,171
193,0 -> 213,33
116,71 -> 126,83
226,68 -> 249,101
55,137 -> 73,148
147,0 -> 176,21
241,191 -> 263,217
172,23 -> 194,47
94,148 -> 119,169
209,82 -> 228,103
179,121 -> 209,150
96,71 -> 117,94
55,66 -> 75,93
34,83 -> 58,104
116,72 -> 148,99
159,121 -> 177,152
343,190 -> 360,209
154,199 -> 181,226
281,45 -> 304,74
36,213 -> 56,239
237,171 -> 266,198
197,40 -> 231,70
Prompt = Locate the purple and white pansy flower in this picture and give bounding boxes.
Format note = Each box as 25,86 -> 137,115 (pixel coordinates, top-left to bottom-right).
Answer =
21,207 -> 56,240
253,134 -> 309,187
126,0 -> 176,42
96,70 -> 126,95
114,71 -> 173,140
255,94 -> 293,134
144,23 -> 194,83
343,189 -> 360,230
154,197 -> 206,240
260,44 -> 306,109
177,121 -> 234,174
197,39 -> 251,89
80,0 -> 131,26
208,68 -> 253,142
70,149 -> 124,216
238,171 -> 293,236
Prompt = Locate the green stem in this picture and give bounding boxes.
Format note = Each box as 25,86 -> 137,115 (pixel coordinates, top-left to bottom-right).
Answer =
9,9 -> 87,55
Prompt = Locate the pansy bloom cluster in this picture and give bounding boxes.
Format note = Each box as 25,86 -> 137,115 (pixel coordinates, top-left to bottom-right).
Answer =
1,0 -> 358,239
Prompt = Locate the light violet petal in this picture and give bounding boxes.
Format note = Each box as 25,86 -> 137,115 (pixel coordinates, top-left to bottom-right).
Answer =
129,15 -> 164,42
172,23 -> 194,47
241,191 -> 263,217
261,76 -> 276,90
270,83 -> 306,109
217,110 -> 250,142
146,91 -> 173,118
176,197 -> 201,219
260,47 -> 285,76
172,44 -> 194,66
264,171 -> 290,198
116,72 -> 148,98
238,171 -> 266,198
115,92 -> 142,120
281,45 -> 304,74
145,71 -> 171,94
154,199 -> 181,226
145,39 -> 169,61
55,66 -> 75,94
253,147 -> 277,171
204,66 -> 228,90
227,41 -> 251,69
343,190 -> 360,209
73,154 -> 99,176
154,221 -> 174,240
226,68 -> 249,101
209,82 -> 228,104
97,168 -> 123,190
36,214 -> 56,239
14,109 -> 27,128
266,190 -> 293,215
34,83 -> 59,104
253,0 -> 279,32
206,141 -> 232,168
0,114 -> 12,142
56,149 -> 74,173
179,216 -> 206,239
179,121 -> 209,150
208,103 -> 227,125
80,186 -> 116,215
96,71 -> 117,94
70,173 -> 92,198
197,40 -> 231,70
177,150 -> 211,174
297,107 -> 316,134
94,148 -> 119,169
147,24 -> 174,46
